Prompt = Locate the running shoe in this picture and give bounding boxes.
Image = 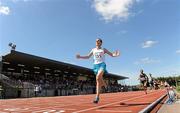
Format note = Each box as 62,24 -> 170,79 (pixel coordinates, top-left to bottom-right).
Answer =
93,96 -> 99,104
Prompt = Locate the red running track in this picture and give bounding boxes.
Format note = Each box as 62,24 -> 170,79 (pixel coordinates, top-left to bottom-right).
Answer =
0,89 -> 166,113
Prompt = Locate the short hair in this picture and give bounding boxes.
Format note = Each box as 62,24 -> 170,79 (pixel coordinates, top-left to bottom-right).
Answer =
96,38 -> 102,43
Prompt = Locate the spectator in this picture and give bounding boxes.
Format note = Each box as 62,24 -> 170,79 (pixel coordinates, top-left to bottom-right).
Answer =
167,86 -> 177,104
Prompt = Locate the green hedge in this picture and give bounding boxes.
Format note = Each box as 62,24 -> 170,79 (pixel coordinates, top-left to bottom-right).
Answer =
176,86 -> 180,93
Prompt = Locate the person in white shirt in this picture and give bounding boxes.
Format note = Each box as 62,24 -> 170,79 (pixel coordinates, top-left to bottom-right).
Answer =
76,38 -> 120,103
149,73 -> 154,90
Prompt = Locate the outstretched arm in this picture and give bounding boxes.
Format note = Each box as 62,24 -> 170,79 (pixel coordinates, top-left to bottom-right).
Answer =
76,50 -> 93,59
104,48 -> 120,57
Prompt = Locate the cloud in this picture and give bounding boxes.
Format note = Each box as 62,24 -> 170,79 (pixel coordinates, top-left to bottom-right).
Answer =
134,57 -> 160,65
10,0 -> 46,2
11,0 -> 32,2
120,30 -> 128,34
0,5 -> 10,15
0,0 -> 46,15
117,30 -> 128,35
176,49 -> 180,54
158,66 -> 180,76
92,0 -> 139,22
142,40 -> 158,48
131,9 -> 143,17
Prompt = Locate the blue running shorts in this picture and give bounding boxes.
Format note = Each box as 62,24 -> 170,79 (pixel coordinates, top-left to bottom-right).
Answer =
93,62 -> 107,75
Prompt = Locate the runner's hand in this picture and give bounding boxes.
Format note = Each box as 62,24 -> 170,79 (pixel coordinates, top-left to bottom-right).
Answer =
113,50 -> 120,57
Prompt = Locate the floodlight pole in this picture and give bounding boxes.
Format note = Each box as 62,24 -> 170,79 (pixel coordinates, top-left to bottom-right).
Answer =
8,42 -> 16,51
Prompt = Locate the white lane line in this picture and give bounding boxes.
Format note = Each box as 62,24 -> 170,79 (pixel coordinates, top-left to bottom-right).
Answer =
3,108 -> 29,112
31,109 -> 48,113
43,110 -> 56,113
54,110 -> 65,113
96,110 -> 132,112
32,108 -> 77,113
72,90 -> 164,113
16,104 -> 76,113
15,93 -> 138,113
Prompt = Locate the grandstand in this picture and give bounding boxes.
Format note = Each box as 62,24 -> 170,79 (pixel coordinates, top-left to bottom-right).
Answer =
0,50 -> 128,99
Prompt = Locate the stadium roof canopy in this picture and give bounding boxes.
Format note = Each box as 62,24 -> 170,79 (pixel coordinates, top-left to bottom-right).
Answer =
1,50 -> 128,80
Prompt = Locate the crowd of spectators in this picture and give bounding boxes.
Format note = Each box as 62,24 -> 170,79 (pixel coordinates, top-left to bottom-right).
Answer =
1,73 -> 135,98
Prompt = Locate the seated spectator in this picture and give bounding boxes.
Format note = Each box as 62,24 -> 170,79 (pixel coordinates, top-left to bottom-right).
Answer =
167,86 -> 177,104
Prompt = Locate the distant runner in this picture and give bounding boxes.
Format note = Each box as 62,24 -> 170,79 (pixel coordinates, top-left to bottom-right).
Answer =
149,73 -> 154,90
139,69 -> 148,94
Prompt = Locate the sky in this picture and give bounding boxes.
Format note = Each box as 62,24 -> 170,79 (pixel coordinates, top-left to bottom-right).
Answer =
0,0 -> 180,85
